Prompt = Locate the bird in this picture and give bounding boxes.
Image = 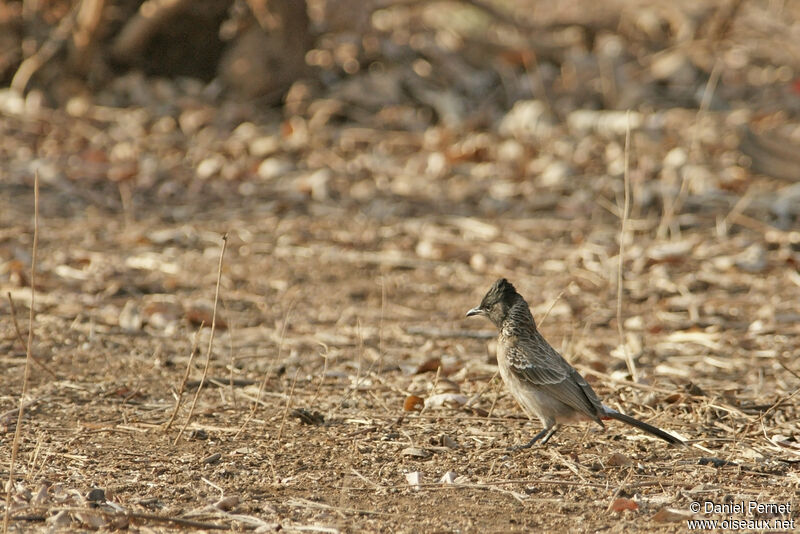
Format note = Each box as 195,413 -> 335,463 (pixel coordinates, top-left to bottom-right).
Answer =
466,278 -> 685,448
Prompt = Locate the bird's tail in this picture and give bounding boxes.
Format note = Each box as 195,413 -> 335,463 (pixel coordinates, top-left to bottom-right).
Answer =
602,407 -> 686,446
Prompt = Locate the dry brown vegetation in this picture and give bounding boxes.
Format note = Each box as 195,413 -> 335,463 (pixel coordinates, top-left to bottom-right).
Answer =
2,0 -> 800,532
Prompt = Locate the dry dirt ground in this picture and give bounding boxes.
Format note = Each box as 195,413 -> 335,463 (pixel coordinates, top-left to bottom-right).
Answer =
2,1 -> 800,533
2,153 -> 799,533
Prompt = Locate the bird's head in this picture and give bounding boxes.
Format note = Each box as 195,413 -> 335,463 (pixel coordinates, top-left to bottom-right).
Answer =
466,278 -> 521,327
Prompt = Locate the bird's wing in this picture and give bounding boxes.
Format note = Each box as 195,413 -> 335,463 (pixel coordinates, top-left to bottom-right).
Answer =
505,337 -> 604,422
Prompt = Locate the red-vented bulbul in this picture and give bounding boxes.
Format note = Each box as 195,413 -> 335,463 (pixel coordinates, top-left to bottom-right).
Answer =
467,278 -> 685,448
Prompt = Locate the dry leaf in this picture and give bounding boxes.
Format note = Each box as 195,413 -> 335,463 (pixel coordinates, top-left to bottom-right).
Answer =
404,395 -> 424,411
424,393 -> 468,409
607,452 -> 633,466
185,305 -> 227,329
401,447 -> 431,459
651,507 -> 692,522
610,498 -> 638,512
214,495 -> 240,511
415,357 -> 442,374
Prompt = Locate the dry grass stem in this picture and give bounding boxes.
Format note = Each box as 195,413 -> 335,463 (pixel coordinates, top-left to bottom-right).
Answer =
5,293 -> 58,380
3,173 -> 38,534
175,233 -> 228,444
164,323 -> 204,431
617,111 -> 638,383
236,300 -> 295,438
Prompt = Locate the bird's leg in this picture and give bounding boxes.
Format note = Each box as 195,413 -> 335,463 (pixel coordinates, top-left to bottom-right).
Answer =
509,425 -> 559,451
539,425 -> 560,445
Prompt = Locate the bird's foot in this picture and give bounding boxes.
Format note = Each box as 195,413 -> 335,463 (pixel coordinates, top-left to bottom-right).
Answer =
507,427 -> 555,451
507,438 -> 542,452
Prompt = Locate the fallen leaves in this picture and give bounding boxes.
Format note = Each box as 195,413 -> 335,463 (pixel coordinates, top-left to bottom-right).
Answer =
610,497 -> 639,513
403,395 -> 424,412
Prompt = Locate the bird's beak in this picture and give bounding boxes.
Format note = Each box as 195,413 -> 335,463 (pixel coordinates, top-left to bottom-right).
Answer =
466,307 -> 483,318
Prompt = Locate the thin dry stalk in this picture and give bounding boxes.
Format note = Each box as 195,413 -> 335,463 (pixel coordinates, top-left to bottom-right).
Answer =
175,233 -> 228,444
617,111 -> 638,383
6,292 -> 58,380
276,369 -> 300,441
419,365 -> 442,416
718,185 -> 753,236
605,468 -> 634,512
350,468 -> 385,491
222,298 -> 237,408
758,384 -> 800,422
11,12 -> 75,93
465,369 -> 499,410
163,323 -> 204,431
487,375 -> 503,419
235,301 -> 294,439
118,181 -> 133,229
330,318 -> 371,418
537,289 -> 565,328
353,318 -> 364,392
378,278 -> 385,373
309,342 -> 330,407
3,173 -> 38,534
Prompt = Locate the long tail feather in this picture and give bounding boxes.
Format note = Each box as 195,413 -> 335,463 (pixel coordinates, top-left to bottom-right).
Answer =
603,408 -> 685,446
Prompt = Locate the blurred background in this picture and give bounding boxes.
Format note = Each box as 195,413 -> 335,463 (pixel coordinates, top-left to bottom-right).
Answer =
2,0 -> 800,221
2,1 -> 800,530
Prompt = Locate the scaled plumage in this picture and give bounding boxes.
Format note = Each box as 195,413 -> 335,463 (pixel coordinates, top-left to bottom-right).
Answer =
467,278 -> 684,448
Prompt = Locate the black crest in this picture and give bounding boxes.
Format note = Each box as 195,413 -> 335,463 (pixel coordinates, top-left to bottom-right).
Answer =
467,278 -> 525,327
481,278 -> 518,308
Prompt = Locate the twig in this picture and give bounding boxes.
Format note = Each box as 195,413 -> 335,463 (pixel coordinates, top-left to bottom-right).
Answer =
54,507 -> 232,530
349,468 -> 385,491
11,13 -> 76,93
617,111 -> 638,383
111,0 -> 194,64
758,384 -> 800,422
175,233 -> 228,444
70,0 -> 107,73
778,360 -> 800,381
163,323 -> 203,431
718,185 -> 753,236
3,172 -> 38,534
6,292 -> 58,380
